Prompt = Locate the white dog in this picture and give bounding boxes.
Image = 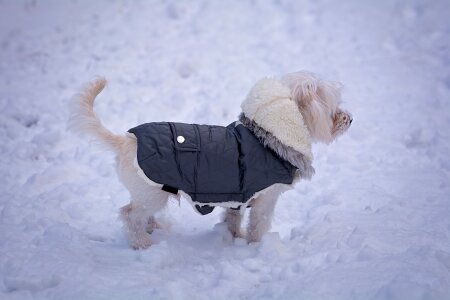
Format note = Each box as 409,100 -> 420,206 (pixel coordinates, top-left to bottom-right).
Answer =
70,71 -> 352,249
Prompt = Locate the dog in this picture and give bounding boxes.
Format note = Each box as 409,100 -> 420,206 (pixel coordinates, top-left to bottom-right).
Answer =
70,71 -> 352,249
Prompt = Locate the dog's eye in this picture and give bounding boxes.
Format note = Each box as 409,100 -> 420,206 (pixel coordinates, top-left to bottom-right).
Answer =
343,116 -> 347,121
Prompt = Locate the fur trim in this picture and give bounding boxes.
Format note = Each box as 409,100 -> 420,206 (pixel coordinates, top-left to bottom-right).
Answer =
239,113 -> 315,180
240,78 -> 313,162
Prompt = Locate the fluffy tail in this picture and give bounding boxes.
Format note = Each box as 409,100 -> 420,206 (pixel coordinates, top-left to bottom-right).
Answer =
69,78 -> 125,151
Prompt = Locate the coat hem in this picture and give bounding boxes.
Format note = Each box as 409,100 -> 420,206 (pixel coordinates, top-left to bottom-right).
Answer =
132,157 -> 292,215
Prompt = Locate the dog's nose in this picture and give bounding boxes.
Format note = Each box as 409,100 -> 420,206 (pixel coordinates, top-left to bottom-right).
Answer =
350,119 -> 353,124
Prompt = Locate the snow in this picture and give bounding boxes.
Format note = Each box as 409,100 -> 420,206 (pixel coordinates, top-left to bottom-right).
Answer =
1,0 -> 450,299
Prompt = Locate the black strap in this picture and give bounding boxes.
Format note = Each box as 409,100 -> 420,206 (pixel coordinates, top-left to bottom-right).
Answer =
162,185 -> 178,194
195,204 -> 215,215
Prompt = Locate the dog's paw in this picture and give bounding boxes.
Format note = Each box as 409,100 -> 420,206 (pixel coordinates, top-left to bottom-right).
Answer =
231,230 -> 245,239
246,237 -> 259,244
246,232 -> 262,244
131,234 -> 152,250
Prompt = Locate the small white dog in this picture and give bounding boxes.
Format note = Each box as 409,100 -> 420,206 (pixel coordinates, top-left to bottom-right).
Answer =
71,71 -> 352,249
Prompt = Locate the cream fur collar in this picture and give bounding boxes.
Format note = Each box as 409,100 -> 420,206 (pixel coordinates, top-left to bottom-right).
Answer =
240,78 -> 314,167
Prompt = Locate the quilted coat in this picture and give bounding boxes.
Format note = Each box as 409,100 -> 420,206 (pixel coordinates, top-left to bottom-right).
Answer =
128,121 -> 296,214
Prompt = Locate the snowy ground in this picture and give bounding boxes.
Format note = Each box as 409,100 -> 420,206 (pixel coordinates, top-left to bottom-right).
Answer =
1,0 -> 450,299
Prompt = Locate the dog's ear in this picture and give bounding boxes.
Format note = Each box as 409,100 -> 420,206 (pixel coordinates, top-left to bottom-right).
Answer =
317,81 -> 342,109
282,72 -> 319,107
294,79 -> 318,107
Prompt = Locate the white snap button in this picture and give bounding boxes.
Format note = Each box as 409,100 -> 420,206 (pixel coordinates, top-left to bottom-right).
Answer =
177,136 -> 185,143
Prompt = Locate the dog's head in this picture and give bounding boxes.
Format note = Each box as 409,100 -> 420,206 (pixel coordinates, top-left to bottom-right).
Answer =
282,71 -> 352,144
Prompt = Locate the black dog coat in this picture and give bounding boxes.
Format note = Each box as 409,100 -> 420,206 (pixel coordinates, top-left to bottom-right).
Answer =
128,122 -> 296,215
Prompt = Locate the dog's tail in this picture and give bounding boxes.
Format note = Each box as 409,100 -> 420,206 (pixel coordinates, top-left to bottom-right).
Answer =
69,78 -> 126,151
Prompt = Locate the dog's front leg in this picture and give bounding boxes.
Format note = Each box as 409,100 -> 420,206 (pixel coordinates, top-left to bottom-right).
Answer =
223,208 -> 244,238
247,191 -> 279,243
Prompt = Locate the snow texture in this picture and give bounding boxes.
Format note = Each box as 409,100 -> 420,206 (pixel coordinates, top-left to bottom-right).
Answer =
1,0 -> 450,299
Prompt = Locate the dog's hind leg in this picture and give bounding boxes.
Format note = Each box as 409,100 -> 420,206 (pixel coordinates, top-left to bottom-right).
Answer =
120,188 -> 168,249
120,203 -> 152,249
223,208 -> 244,238
116,136 -> 170,249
